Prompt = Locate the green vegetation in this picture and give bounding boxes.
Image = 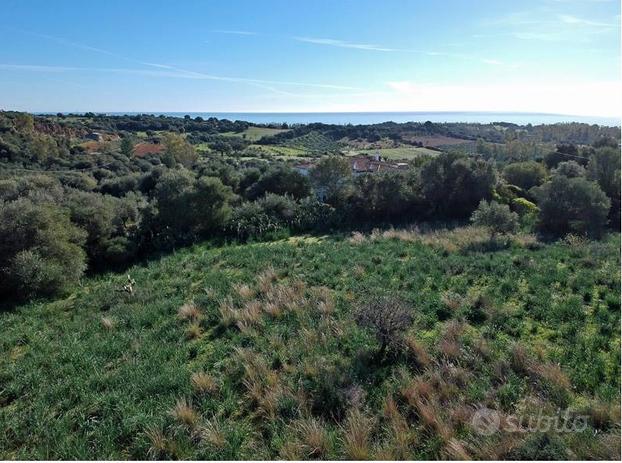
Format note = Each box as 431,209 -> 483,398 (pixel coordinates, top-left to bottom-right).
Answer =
1,228 -> 619,459
349,146 -> 440,160
222,126 -> 290,142
0,111 -> 620,459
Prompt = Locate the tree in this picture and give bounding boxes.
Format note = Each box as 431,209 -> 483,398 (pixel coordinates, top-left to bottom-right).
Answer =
192,176 -> 234,235
552,161 -> 585,178
149,171 -> 234,245
162,133 -> 197,168
309,156 -> 351,203
587,147 -> 620,199
355,295 -> 413,358
120,136 -> 134,157
470,200 -> 519,240
532,175 -> 610,237
503,161 -> 547,190
0,199 -> 86,299
13,113 -> 34,133
246,165 -> 311,200
587,147 -> 621,227
349,171 -> 417,222
421,152 -> 497,218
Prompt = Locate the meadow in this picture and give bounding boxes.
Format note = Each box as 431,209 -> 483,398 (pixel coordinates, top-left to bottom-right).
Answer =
1,227 -> 619,459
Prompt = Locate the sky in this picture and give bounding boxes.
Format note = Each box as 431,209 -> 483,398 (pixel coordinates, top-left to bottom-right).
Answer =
0,0 -> 620,116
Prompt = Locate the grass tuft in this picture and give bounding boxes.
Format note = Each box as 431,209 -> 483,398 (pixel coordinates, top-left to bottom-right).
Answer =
170,398 -> 199,428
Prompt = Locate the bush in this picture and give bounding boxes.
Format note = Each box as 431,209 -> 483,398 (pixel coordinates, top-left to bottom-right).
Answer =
293,197 -> 337,232
64,190 -> 143,266
148,170 -> 234,246
470,200 -> 519,239
355,295 -> 413,357
226,202 -> 282,241
421,153 -> 497,218
503,161 -> 547,190
245,165 -> 311,200
0,199 -> 86,299
552,161 -> 585,179
532,175 -> 610,237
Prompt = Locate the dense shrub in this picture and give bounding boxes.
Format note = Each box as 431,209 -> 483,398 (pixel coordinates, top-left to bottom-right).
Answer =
245,165 -> 311,200
64,190 -> 143,266
471,200 -> 519,239
552,160 -> 585,178
532,175 -> 611,237
348,171 -> 420,222
421,152 -> 497,218
0,199 -> 86,299
309,155 -> 351,204
226,202 -> 283,240
503,161 -> 547,190
148,170 -> 234,246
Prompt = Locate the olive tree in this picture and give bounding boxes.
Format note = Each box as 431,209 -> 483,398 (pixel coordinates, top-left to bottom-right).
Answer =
471,200 -> 519,240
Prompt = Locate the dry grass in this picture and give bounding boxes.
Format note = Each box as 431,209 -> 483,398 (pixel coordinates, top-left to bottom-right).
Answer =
443,438 -> 471,460
185,322 -> 203,340
279,441 -> 305,460
404,336 -> 432,368
191,372 -> 218,395
441,291 -> 463,311
532,362 -> 571,390
100,316 -> 115,330
383,396 -> 411,457
342,408 -> 374,459
234,283 -> 255,300
263,301 -> 283,318
310,286 -> 335,316
239,300 -> 262,325
439,338 -> 462,360
296,418 -> 330,458
144,425 -> 168,459
177,301 -> 201,321
218,298 -> 237,327
170,398 -> 199,428
200,417 -> 226,449
583,401 -> 620,431
348,231 -> 366,244
257,266 -> 278,294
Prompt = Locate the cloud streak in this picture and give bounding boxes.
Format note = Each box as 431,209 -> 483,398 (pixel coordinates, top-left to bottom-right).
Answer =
293,36 -> 397,52
211,30 -> 257,36
0,63 -> 363,92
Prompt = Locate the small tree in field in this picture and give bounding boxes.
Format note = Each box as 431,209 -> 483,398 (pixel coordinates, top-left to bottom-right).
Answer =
471,200 -> 519,240
355,296 -> 413,358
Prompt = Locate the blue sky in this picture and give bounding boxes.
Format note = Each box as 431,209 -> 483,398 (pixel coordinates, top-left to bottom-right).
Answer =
1,0 -> 620,115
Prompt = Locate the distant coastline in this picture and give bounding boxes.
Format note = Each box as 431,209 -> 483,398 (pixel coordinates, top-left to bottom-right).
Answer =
35,111 -> 621,127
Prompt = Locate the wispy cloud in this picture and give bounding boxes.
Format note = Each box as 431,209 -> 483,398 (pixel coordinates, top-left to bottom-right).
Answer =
293,36 -> 397,52
212,30 -> 256,36
292,35 -> 510,67
3,29 -> 366,96
480,9 -> 618,43
0,63 -> 362,92
557,14 -> 613,27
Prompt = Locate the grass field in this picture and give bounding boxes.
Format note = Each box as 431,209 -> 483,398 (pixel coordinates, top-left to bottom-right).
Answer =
345,146 -> 441,160
0,228 -> 619,459
246,144 -> 307,157
222,127 -> 290,142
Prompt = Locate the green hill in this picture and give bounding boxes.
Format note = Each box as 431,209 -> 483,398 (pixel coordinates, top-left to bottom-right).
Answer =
1,228 -> 619,459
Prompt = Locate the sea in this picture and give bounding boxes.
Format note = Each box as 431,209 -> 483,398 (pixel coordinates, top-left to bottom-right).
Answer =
99,111 -> 620,126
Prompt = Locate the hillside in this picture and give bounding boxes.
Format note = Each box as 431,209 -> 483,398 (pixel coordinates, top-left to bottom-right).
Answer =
1,227 -> 619,459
